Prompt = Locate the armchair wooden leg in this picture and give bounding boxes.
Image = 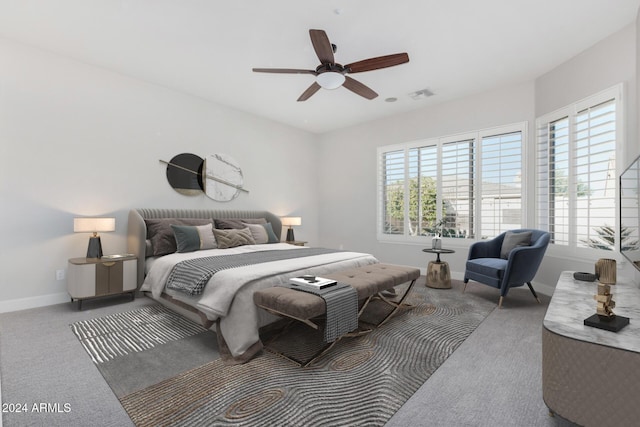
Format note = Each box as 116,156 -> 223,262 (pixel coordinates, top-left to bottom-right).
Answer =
498,296 -> 503,309
462,280 -> 468,293
527,282 -> 541,304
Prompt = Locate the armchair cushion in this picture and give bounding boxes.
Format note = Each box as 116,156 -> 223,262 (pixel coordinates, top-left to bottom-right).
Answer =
466,258 -> 508,280
500,230 -> 532,259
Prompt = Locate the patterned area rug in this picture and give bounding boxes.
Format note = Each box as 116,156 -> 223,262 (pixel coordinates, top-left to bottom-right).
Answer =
71,279 -> 496,426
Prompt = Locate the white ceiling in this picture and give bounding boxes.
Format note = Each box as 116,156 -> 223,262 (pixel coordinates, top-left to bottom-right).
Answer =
1,0 -> 639,134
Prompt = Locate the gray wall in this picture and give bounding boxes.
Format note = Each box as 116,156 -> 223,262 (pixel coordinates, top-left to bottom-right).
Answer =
0,38 -> 320,310
533,23 -> 638,288
317,23 -> 638,294
316,81 -> 535,283
1,19 -> 638,310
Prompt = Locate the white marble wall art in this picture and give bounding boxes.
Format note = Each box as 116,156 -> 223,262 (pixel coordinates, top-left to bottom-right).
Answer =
204,153 -> 245,202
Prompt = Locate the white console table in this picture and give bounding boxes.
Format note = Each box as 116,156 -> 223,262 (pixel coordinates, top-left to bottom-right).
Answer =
542,271 -> 640,427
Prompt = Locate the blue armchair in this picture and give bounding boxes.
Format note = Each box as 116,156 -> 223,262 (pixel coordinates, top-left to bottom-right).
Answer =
463,229 -> 550,308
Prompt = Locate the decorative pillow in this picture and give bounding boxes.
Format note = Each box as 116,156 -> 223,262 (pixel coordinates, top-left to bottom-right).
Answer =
214,218 -> 267,230
245,222 -> 279,244
171,224 -> 217,253
213,227 -> 256,249
500,231 -> 532,259
145,240 -> 153,257
145,218 -> 213,256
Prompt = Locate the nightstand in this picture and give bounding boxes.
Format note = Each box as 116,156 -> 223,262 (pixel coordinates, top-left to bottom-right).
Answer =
67,255 -> 137,309
285,241 -> 307,246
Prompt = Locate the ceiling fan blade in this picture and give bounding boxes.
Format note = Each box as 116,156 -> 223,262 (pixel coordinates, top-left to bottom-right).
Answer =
252,68 -> 317,75
309,29 -> 335,64
297,82 -> 321,102
342,76 -> 378,100
345,53 -> 409,73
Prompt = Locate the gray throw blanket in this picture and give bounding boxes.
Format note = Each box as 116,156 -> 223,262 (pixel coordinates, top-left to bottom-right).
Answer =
166,248 -> 341,296
286,282 -> 358,343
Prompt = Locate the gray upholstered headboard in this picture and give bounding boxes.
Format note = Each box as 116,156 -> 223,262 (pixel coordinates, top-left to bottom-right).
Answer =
127,208 -> 283,288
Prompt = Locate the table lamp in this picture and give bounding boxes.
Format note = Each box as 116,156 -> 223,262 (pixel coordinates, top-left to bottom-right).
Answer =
281,217 -> 301,242
74,217 -> 115,258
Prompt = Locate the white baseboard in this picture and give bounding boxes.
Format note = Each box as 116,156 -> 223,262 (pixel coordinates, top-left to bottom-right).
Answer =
0,292 -> 69,314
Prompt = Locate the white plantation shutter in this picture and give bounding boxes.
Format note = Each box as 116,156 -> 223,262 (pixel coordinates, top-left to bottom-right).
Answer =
574,99 -> 616,249
377,123 -> 525,242
441,139 -> 475,238
537,116 -> 570,246
417,144 -> 438,236
408,147 -> 420,236
379,148 -> 406,235
480,131 -> 523,238
536,85 -> 620,251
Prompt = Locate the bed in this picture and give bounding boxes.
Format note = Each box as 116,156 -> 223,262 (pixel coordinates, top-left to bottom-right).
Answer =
127,208 -> 379,363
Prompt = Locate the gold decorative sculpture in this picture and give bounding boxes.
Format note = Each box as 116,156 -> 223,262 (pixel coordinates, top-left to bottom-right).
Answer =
594,258 -> 617,319
584,258 -> 629,332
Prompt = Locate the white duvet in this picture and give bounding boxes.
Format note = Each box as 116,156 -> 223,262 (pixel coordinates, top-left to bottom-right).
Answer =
140,243 -> 378,360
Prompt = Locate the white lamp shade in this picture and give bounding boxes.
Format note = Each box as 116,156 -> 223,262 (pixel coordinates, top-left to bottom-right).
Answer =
280,217 -> 302,227
74,217 -> 116,233
316,72 -> 345,90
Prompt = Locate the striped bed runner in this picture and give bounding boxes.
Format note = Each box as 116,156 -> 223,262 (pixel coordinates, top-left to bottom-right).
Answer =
285,283 -> 358,342
166,247 -> 341,296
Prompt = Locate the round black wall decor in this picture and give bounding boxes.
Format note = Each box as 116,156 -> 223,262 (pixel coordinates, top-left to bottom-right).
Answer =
164,153 -> 204,196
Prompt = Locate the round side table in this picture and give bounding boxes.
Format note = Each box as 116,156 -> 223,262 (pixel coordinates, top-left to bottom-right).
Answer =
422,248 -> 455,289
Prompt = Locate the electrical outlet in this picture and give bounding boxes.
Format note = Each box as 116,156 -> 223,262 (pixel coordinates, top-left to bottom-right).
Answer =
56,269 -> 65,281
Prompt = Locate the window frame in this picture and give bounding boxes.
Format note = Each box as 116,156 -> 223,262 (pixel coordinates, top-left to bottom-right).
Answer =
377,122 -> 528,244
535,84 -> 624,258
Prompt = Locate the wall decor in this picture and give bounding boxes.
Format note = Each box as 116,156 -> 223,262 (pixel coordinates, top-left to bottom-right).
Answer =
160,152 -> 248,202
163,153 -> 204,196
204,153 -> 245,202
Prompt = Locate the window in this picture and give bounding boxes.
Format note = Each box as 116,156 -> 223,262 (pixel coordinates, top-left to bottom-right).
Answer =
536,85 -> 621,251
377,123 -> 526,242
479,130 -> 524,239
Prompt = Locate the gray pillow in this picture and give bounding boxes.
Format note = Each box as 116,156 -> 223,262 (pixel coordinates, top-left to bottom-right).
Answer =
213,227 -> 256,249
171,224 -> 217,253
500,231 -> 532,259
214,218 -> 267,230
145,218 -> 213,256
245,222 -> 279,244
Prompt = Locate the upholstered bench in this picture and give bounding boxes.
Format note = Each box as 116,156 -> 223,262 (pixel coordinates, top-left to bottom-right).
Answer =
254,263 -> 421,366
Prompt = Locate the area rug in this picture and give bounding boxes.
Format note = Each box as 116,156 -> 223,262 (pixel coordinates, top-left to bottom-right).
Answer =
71,279 -> 496,426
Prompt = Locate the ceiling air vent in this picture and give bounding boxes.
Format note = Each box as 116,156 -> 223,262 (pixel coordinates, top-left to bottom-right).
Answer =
409,88 -> 435,100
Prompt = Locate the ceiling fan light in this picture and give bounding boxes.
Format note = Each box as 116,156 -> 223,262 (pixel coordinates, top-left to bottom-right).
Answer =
316,72 -> 345,89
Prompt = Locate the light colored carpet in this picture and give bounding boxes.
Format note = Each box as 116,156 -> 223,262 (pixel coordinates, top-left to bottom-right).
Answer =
70,281 -> 495,426
387,280 -> 578,427
0,280 -> 578,426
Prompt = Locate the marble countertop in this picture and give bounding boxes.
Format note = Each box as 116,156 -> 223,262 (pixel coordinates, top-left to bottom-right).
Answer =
544,271 -> 640,354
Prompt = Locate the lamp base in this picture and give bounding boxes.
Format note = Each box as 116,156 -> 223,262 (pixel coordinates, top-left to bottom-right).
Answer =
87,236 -> 103,259
286,228 -> 295,242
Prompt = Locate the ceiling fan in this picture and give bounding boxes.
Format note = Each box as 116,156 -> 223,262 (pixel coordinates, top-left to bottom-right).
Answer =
252,29 -> 409,101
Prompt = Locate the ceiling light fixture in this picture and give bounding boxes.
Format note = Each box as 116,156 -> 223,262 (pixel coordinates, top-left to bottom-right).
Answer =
316,71 -> 346,89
